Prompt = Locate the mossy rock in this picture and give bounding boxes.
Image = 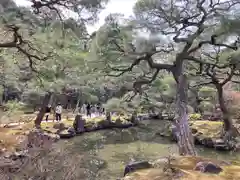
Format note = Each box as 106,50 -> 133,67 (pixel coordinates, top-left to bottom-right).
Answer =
58,129 -> 75,139
190,121 -> 222,140
157,121 -> 223,141
53,122 -> 67,131
123,156 -> 240,180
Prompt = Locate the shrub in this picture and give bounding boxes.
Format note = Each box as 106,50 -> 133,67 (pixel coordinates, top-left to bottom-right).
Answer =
0,101 -> 26,124
198,86 -> 217,102
189,113 -> 201,121
199,101 -> 214,113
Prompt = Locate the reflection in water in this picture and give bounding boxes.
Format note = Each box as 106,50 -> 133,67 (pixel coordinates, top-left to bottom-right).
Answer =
57,120 -> 240,180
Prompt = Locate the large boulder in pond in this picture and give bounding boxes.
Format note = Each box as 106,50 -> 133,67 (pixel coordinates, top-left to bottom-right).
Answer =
194,161 -> 223,174
124,161 -> 152,176
73,114 -> 85,134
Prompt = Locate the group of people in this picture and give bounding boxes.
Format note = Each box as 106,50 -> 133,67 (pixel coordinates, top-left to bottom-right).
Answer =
45,103 -> 62,122
82,103 -> 105,117
44,102 -> 105,121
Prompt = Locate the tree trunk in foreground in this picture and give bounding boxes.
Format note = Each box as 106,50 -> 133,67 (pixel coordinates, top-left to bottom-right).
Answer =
216,85 -> 234,139
173,61 -> 197,156
34,92 -> 52,128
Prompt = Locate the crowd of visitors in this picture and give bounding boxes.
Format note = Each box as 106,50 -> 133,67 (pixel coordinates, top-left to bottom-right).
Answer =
82,102 -> 105,117
44,102 -> 105,121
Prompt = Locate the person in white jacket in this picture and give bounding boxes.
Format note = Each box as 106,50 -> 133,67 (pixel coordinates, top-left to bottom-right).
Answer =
55,103 -> 62,121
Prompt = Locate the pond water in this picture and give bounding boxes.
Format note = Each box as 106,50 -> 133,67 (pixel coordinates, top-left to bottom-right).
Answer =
33,120 -> 240,180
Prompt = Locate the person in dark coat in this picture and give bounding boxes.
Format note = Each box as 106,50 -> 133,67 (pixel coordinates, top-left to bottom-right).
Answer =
96,103 -> 101,116
86,103 -> 91,117
45,104 -> 51,122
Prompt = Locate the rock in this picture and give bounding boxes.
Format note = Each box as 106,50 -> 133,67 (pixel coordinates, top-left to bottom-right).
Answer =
149,113 -> 160,119
53,123 -> 66,131
214,139 -> 231,151
67,127 -> 76,134
59,129 -> 76,139
130,112 -> 139,125
124,161 -> 152,176
97,120 -> 111,129
84,121 -> 99,132
202,137 -> 214,148
113,118 -> 133,128
194,161 -> 223,174
137,114 -> 150,120
73,115 -> 85,133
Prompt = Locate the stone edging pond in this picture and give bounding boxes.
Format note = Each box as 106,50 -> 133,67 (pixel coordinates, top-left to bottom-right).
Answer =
52,115 -> 138,139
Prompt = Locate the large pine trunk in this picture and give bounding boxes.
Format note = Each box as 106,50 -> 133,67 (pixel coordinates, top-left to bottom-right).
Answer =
34,92 -> 52,128
172,60 -> 197,156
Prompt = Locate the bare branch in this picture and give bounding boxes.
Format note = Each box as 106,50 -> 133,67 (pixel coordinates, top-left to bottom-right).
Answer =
0,24 -> 51,73
107,50 -> 173,77
124,69 -> 160,101
188,35 -> 239,54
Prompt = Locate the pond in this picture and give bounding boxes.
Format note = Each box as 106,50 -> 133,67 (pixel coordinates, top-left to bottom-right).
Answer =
18,120 -> 239,180
43,120 -> 239,180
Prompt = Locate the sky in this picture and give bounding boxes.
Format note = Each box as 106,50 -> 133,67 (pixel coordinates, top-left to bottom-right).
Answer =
14,0 -> 137,33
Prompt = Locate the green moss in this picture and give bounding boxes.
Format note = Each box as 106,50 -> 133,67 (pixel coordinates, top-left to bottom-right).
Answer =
124,156 -> 240,180
190,121 -> 223,139
189,113 -> 201,121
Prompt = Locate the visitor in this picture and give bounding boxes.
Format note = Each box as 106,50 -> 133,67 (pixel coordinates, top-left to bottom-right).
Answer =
45,104 -> 51,122
96,103 -> 101,116
55,103 -> 62,121
86,103 -> 91,117
81,103 -> 86,114
92,104 -> 97,117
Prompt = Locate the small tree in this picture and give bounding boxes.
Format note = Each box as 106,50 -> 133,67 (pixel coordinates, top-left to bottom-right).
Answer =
191,48 -> 240,139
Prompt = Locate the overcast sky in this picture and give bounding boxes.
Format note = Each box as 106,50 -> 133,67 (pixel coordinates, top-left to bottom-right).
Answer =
14,0 -> 137,33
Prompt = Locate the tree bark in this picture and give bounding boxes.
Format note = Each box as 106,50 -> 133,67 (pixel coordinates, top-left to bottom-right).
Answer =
73,91 -> 82,114
34,92 -> 52,128
74,97 -> 81,114
215,85 -> 234,137
172,60 -> 197,156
